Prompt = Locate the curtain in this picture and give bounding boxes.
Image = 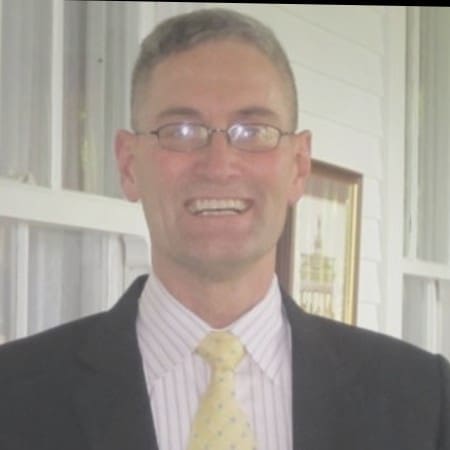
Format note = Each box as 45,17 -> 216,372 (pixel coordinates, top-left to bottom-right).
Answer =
417,8 -> 450,264
0,220 -> 149,341
63,1 -> 139,197
0,2 -> 149,343
403,276 -> 434,351
27,226 -> 149,336
0,0 -> 52,185
28,227 -> 109,334
0,220 -> 16,343
403,276 -> 450,360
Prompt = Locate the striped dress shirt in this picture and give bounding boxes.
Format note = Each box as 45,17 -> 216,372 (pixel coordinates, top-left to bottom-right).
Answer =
136,271 -> 293,450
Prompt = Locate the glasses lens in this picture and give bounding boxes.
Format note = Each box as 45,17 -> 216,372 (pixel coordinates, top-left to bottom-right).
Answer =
158,124 -> 208,152
229,124 -> 280,152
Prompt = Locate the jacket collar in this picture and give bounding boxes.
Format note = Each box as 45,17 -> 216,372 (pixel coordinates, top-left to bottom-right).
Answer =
73,275 -> 159,450
282,291 -> 367,450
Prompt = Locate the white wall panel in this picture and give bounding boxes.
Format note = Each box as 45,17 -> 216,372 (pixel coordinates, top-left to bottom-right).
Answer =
300,113 -> 382,178
294,65 -> 382,135
370,6 -> 387,16
360,218 -> 382,261
280,5 -> 384,54
362,177 -> 382,219
209,3 -> 382,95
357,302 -> 380,331
0,180 -> 148,238
358,260 -> 381,304
381,7 -> 406,338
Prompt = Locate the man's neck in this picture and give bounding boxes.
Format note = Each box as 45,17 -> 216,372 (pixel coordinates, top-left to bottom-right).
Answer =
152,255 -> 276,328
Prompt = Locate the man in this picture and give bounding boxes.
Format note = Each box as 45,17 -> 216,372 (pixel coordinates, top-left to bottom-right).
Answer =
0,8 -> 449,450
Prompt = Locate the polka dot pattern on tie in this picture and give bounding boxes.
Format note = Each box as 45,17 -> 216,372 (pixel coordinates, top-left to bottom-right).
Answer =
187,331 -> 257,450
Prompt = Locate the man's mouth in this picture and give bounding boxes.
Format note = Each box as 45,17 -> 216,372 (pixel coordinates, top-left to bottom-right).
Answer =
186,198 -> 251,216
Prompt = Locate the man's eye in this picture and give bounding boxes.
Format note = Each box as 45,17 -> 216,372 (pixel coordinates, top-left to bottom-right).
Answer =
232,125 -> 259,140
161,125 -> 194,139
241,127 -> 258,138
181,125 -> 195,136
172,125 -> 193,137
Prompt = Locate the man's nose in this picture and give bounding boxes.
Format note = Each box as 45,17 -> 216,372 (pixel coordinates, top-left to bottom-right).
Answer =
208,129 -> 230,149
196,129 -> 240,180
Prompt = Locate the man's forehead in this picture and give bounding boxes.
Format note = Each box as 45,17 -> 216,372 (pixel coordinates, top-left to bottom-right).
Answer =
133,38 -> 296,130
150,39 -> 276,74
149,42 -> 282,92
157,37 -> 267,65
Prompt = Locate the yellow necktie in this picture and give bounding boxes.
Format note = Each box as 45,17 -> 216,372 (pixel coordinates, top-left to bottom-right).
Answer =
187,331 -> 256,450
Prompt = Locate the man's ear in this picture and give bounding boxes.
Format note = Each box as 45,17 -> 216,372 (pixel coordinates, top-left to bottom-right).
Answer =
287,129 -> 311,206
115,129 -> 141,202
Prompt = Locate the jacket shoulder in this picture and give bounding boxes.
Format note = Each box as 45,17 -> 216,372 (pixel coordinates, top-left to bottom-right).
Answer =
0,275 -> 147,382
284,294 -> 449,387
0,312 -> 105,382
286,299 -> 450,447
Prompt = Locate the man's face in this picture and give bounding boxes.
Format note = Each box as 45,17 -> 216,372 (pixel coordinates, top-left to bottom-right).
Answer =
116,40 -> 310,280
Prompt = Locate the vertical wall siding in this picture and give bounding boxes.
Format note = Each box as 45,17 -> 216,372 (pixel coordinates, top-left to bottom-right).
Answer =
206,3 -> 388,331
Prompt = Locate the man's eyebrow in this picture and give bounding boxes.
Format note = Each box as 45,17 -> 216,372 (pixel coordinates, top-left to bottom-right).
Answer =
154,106 -> 281,123
155,107 -> 203,121
233,106 -> 280,121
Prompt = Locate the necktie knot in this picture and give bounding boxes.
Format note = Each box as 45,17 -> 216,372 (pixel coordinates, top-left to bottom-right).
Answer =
197,331 -> 244,371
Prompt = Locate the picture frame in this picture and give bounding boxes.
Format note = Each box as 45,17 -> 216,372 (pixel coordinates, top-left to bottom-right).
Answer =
277,160 -> 362,325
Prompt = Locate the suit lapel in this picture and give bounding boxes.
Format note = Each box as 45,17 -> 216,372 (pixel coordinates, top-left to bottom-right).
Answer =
283,294 -> 367,450
73,275 -> 159,450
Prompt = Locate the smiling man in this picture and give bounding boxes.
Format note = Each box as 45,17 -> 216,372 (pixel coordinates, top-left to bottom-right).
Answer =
0,7 -> 449,450
115,37 -> 310,328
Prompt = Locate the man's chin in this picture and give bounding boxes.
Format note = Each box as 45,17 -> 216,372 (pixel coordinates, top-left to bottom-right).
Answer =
179,246 -> 275,283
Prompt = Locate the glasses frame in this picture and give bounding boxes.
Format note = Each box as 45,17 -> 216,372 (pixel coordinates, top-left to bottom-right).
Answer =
134,122 -> 293,153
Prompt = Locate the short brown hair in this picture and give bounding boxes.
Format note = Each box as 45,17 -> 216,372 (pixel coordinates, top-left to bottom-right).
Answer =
131,8 -> 298,130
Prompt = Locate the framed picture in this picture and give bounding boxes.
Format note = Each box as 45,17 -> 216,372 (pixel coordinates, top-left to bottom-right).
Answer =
277,160 -> 362,324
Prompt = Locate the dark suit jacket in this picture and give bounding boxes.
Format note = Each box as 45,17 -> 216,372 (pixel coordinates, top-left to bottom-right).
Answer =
0,275 -> 449,450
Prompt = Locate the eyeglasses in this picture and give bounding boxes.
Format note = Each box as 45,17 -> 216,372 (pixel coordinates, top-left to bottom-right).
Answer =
135,123 -> 292,153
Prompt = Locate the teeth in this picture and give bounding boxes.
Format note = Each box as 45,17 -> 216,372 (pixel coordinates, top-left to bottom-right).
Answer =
188,199 -> 248,215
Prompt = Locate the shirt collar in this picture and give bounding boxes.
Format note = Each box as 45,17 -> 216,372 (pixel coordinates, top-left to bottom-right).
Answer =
230,277 -> 290,382
137,269 -> 290,384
